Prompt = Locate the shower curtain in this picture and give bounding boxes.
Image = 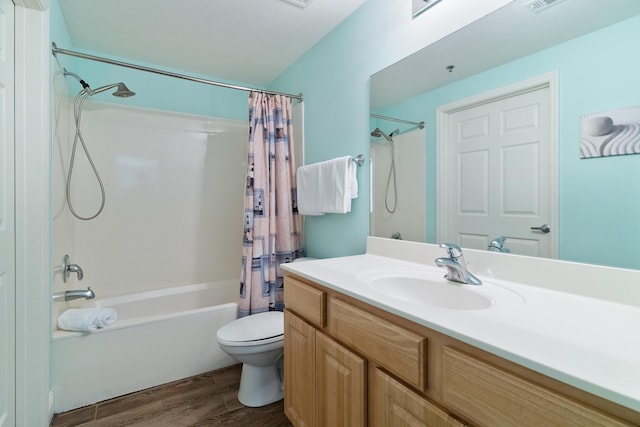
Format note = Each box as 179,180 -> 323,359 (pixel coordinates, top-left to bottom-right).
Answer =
239,92 -> 304,317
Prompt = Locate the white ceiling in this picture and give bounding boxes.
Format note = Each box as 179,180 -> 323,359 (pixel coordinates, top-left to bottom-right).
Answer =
371,0 -> 640,109
57,0 -> 368,86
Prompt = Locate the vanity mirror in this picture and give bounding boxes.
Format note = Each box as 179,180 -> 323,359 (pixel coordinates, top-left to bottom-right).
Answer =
370,0 -> 640,270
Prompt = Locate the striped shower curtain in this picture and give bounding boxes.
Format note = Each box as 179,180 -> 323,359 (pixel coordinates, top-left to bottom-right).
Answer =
239,92 -> 304,317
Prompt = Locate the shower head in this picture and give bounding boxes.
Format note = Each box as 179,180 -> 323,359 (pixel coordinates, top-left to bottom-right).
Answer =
63,70 -> 136,98
371,128 -> 389,141
112,83 -> 136,98
86,82 -> 136,98
371,128 -> 399,142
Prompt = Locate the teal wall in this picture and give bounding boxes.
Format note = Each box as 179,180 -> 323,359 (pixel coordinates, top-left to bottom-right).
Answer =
373,16 -> 640,269
271,0 -> 640,267
269,0 -> 510,258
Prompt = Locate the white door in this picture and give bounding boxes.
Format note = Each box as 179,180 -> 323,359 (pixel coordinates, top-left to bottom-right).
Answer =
0,0 -> 15,425
440,79 -> 556,257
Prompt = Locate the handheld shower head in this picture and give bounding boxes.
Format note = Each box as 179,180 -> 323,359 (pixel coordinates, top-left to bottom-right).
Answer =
371,127 -> 390,141
371,128 -> 399,142
112,83 -> 136,98
85,82 -> 136,98
63,70 -> 136,98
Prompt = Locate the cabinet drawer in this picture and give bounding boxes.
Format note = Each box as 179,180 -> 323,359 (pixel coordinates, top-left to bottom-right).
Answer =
442,347 -> 632,427
284,276 -> 326,328
371,368 -> 464,427
328,297 -> 426,390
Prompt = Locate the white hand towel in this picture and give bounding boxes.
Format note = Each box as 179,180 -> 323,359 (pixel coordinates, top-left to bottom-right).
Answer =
57,308 -> 118,333
297,156 -> 358,215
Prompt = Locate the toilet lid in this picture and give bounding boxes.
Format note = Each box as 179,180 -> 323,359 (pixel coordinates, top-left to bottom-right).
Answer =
217,311 -> 284,342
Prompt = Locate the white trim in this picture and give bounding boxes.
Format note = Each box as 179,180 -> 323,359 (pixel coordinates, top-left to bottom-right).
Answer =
436,71 -> 559,259
14,4 -> 52,425
12,0 -> 48,11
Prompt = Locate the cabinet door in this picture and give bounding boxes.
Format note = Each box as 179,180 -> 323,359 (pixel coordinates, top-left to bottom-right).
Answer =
442,347 -> 632,427
371,368 -> 465,427
284,310 -> 317,427
316,332 -> 366,427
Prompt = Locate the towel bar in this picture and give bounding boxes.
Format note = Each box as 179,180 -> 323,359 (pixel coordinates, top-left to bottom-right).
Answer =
351,154 -> 365,167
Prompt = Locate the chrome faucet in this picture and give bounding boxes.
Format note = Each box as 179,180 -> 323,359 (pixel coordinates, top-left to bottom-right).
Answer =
488,236 -> 511,253
61,254 -> 84,283
52,287 -> 95,302
435,243 -> 482,285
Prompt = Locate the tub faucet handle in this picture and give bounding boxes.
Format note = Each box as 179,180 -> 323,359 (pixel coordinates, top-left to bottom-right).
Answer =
62,254 -> 84,283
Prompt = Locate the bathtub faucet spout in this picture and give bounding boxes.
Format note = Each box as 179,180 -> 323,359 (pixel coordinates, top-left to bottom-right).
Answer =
52,287 -> 95,302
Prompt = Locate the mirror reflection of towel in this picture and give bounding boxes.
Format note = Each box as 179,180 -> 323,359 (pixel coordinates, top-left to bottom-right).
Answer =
296,156 -> 358,215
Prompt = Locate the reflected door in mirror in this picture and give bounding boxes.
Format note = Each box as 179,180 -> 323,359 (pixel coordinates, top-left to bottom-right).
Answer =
441,86 -> 553,257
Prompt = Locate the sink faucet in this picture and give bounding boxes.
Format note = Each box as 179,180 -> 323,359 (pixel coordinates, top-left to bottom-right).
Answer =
488,236 -> 511,253
435,243 -> 482,285
52,287 -> 96,302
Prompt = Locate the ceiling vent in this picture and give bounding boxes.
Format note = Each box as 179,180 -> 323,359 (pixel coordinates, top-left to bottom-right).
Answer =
525,0 -> 567,14
280,0 -> 314,8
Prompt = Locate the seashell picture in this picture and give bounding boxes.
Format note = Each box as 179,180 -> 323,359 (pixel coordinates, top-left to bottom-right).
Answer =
580,106 -> 640,159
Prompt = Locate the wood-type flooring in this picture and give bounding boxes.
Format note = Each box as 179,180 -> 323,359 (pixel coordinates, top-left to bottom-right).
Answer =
50,364 -> 292,427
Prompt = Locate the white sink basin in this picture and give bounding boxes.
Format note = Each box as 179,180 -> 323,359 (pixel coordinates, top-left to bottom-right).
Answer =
358,269 -> 524,311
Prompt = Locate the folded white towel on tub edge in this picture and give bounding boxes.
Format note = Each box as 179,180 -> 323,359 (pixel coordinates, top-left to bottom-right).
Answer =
57,307 -> 118,333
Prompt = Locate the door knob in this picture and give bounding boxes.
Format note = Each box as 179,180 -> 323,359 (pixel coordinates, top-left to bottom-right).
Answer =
530,224 -> 551,233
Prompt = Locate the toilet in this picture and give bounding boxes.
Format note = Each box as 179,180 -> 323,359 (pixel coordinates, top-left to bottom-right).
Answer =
216,257 -> 315,407
216,311 -> 285,407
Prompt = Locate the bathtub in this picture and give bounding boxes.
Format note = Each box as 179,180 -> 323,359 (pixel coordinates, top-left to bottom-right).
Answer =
51,280 -> 239,413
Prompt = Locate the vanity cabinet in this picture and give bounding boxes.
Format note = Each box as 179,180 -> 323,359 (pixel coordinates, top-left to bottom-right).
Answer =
283,274 -> 638,427
284,276 -> 366,426
370,368 -> 464,427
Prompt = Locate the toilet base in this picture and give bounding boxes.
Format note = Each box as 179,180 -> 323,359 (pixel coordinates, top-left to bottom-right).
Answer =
237,362 -> 283,407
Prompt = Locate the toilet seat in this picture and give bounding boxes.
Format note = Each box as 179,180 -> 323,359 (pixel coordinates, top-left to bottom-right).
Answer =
216,311 -> 284,347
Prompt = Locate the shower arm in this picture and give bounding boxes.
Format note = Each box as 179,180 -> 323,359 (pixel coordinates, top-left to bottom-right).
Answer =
63,69 -> 91,92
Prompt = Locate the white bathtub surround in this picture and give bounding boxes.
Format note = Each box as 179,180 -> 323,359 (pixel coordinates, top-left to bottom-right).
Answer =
57,307 -> 117,333
51,101 -> 249,324
51,280 -> 239,413
281,237 -> 640,412
49,102 -> 249,413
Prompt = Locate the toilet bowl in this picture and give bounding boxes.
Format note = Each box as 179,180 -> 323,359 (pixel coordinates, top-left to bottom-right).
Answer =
216,311 -> 284,407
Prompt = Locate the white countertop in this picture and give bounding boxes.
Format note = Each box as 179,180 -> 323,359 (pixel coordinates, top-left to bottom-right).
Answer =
281,237 -> 640,412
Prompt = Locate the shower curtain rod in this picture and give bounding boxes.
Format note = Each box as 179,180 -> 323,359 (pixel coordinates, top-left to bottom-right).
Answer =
370,113 -> 424,129
51,43 -> 303,102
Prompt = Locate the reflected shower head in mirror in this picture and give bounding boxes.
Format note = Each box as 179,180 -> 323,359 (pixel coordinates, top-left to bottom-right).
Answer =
371,128 -> 390,141
371,128 -> 399,142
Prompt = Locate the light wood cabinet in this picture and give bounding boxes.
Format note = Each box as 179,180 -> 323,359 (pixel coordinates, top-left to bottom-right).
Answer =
328,297 -> 426,390
316,331 -> 366,427
284,310 -> 316,427
370,368 -> 464,427
284,308 -> 366,427
442,347 -> 631,427
283,274 -> 640,427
